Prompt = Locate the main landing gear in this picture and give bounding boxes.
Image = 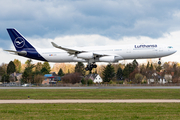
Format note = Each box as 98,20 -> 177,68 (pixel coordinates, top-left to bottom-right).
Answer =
85,63 -> 97,71
158,58 -> 161,65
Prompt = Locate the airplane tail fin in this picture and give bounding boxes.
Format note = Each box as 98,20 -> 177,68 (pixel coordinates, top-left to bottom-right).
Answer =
7,28 -> 35,51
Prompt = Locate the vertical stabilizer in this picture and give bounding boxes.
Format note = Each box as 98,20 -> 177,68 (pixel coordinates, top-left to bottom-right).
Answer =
7,28 -> 35,51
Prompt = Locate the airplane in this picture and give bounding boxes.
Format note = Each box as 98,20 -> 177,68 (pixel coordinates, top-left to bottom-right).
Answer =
5,28 -> 177,71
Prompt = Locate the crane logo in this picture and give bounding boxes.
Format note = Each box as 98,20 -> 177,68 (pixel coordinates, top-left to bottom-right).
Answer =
14,37 -> 25,48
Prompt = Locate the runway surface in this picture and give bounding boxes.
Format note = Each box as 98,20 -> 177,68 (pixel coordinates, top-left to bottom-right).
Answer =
1,86 -> 180,89
1,99 -> 180,104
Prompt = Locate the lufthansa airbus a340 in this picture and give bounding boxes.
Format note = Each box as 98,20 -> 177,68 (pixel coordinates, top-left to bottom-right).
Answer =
5,28 -> 177,71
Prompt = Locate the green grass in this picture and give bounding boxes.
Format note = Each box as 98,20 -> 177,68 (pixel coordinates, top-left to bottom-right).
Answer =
0,103 -> 180,120
0,89 -> 180,99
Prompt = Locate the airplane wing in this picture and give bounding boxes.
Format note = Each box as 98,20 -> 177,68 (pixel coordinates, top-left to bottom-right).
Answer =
51,42 -> 85,55
51,42 -> 120,57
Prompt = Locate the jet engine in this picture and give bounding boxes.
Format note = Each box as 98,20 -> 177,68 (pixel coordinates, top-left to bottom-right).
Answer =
77,52 -> 94,59
99,56 -> 116,62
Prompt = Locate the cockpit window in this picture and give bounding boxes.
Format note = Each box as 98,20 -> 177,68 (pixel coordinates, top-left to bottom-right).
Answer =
168,46 -> 173,48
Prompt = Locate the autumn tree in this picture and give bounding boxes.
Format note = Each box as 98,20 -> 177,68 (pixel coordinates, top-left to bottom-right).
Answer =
35,62 -> 43,72
34,74 -> 44,84
135,73 -> 143,84
13,59 -> 21,73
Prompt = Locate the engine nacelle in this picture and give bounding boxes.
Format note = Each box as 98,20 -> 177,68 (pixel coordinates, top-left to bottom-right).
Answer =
77,52 -> 94,59
99,56 -> 116,62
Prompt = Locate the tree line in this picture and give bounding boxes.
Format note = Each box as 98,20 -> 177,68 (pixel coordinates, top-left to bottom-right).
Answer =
1,59 -> 180,84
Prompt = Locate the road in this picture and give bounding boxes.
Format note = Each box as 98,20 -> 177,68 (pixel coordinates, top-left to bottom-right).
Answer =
0,86 -> 180,89
0,99 -> 180,104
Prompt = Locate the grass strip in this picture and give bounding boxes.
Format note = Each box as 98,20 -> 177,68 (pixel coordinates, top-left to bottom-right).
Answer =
0,89 -> 180,99
0,103 -> 180,120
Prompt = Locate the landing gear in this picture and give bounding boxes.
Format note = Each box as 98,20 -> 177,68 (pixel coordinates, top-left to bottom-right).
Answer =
85,63 -> 97,71
158,58 -> 161,65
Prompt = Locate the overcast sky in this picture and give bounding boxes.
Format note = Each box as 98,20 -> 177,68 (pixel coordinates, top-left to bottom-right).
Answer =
0,0 -> 180,65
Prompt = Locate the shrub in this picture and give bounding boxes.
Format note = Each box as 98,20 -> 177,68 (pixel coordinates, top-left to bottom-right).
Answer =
62,73 -> 81,84
87,79 -> 93,85
81,78 -> 86,85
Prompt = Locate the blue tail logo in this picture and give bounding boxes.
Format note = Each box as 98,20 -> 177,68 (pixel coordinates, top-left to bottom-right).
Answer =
7,28 -> 35,51
14,37 -> 25,48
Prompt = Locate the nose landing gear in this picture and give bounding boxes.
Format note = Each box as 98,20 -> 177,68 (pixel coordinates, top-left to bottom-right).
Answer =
158,58 -> 161,65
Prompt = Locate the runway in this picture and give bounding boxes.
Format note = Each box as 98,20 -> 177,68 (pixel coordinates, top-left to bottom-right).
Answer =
1,99 -> 180,104
1,86 -> 180,89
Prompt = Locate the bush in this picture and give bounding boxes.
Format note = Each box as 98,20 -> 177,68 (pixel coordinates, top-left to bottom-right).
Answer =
87,79 -> 93,85
62,73 -> 81,84
116,81 -> 123,84
81,78 -> 86,85
109,80 -> 116,84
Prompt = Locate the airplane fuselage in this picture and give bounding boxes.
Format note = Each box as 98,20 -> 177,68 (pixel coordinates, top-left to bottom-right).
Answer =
31,44 -> 176,63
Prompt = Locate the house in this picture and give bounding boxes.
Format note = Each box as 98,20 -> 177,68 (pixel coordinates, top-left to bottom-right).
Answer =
147,72 -> 172,84
10,72 -> 22,84
42,73 -> 61,85
85,74 -> 102,83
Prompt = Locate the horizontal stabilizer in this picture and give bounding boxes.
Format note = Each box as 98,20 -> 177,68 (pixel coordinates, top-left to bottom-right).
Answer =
4,50 -> 27,56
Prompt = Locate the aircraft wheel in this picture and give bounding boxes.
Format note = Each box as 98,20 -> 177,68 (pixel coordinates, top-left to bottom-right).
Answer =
85,67 -> 89,71
93,64 -> 97,68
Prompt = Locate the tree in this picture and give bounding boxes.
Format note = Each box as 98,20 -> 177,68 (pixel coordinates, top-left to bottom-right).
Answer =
34,74 -> 44,84
75,62 -> 85,76
116,67 -> 123,80
150,63 -> 153,70
13,59 -> 21,73
22,65 -> 34,83
1,74 -> 10,83
132,59 -> 138,69
156,65 -> 162,72
102,64 -> 115,82
41,67 -> 49,75
7,61 -> 16,74
0,66 -> 5,76
58,68 -> 64,76
35,62 -> 43,72
22,59 -> 34,83
135,73 -> 143,83
146,61 -> 150,69
25,59 -> 33,68
42,62 -> 51,73
123,63 -> 134,79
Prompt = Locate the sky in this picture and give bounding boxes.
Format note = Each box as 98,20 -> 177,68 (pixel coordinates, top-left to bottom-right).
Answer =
0,0 -> 180,66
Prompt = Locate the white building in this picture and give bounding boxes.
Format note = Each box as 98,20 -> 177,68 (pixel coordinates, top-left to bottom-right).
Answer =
85,74 -> 103,83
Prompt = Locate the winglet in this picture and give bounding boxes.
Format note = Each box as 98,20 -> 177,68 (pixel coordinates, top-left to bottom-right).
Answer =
51,42 -> 59,48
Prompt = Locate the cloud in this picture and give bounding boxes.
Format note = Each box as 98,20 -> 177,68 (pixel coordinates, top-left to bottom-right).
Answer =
1,0 -> 180,46
0,0 -> 180,65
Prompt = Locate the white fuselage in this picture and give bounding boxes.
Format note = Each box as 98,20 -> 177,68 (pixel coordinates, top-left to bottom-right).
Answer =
35,44 -> 176,63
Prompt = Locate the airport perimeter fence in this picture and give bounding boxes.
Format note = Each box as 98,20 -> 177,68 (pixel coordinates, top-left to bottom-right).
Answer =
2,83 -> 180,87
